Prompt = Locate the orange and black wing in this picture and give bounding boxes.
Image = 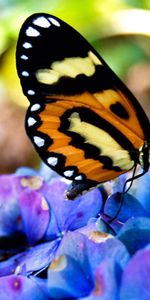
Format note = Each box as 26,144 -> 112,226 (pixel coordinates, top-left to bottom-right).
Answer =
16,13 -> 150,199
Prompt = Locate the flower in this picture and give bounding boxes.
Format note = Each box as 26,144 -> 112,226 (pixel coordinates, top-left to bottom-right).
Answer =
0,168 -> 103,298
47,231 -> 129,299
0,167 -> 150,299
120,246 -> 150,300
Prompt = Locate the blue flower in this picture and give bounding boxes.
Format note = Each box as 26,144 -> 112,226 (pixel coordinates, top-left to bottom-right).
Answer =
120,247 -> 150,300
0,275 -> 49,300
117,217 -> 150,255
0,168 -> 103,298
0,166 -> 150,299
47,231 -> 129,299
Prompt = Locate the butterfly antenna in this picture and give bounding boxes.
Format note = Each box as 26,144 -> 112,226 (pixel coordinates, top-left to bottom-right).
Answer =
122,163 -> 137,194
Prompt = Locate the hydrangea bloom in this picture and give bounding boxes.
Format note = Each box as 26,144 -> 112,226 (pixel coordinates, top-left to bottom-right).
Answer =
0,166 -> 150,299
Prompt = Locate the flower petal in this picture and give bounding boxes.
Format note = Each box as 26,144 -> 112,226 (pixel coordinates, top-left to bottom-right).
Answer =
0,275 -> 48,300
56,231 -> 129,272
18,189 -> 50,245
43,181 -> 102,238
48,254 -> 93,298
64,189 -> 102,231
0,175 -> 22,236
131,170 -> 150,214
117,217 -> 150,255
0,240 -> 59,276
120,247 -> 150,300
79,258 -> 120,300
104,192 -> 148,223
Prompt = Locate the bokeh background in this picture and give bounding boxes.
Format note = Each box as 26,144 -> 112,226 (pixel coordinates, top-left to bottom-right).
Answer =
0,0 -> 150,174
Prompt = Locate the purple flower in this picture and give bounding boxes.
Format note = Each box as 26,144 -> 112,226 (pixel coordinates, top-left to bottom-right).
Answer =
0,275 -> 48,300
0,168 -> 103,298
47,231 -> 129,299
0,166 -> 150,299
120,247 -> 150,300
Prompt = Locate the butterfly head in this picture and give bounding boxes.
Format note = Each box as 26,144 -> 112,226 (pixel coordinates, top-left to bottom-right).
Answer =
139,141 -> 150,173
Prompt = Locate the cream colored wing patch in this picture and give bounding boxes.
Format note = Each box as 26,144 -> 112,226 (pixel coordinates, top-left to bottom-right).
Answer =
36,51 -> 102,84
68,111 -> 134,170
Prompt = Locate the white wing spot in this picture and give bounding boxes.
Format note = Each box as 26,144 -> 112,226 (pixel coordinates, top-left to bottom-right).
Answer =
30,103 -> 41,111
20,55 -> 29,60
27,117 -> 37,127
75,175 -> 83,181
27,90 -> 35,95
33,136 -> 45,147
33,16 -> 50,28
48,17 -> 60,27
21,71 -> 29,77
26,26 -> 40,37
63,170 -> 74,178
47,157 -> 58,166
23,42 -> 32,49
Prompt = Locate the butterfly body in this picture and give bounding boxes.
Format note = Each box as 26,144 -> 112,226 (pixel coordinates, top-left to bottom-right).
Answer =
16,13 -> 150,199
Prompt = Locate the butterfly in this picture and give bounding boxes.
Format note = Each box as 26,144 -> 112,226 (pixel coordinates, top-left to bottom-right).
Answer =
16,13 -> 150,200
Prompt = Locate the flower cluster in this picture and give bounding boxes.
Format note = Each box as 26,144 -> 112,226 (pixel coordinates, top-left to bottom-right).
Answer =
0,166 -> 150,300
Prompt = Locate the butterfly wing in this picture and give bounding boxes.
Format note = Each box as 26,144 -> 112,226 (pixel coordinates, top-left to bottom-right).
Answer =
16,13 -> 150,198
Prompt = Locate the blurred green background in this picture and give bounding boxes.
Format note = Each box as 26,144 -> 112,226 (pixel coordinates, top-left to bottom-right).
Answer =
0,0 -> 150,173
